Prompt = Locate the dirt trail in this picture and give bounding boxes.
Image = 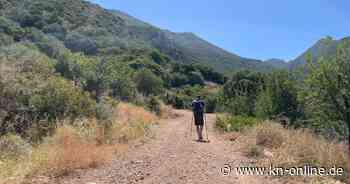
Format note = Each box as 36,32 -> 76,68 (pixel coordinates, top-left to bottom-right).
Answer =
53,110 -> 277,184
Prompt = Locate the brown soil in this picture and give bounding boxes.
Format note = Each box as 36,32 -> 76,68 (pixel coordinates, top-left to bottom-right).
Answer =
33,110 -> 282,184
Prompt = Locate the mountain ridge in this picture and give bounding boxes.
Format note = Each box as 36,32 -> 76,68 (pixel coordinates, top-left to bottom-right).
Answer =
289,36 -> 350,69
108,7 -> 273,72
1,0 -> 276,73
264,58 -> 289,69
1,0 -> 348,73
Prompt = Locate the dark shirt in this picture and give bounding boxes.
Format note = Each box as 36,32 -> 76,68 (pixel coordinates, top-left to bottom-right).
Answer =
191,99 -> 205,113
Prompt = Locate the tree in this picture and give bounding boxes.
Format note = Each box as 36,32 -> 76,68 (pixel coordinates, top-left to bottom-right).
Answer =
56,53 -> 136,102
195,64 -> 226,84
188,71 -> 205,86
220,70 -> 265,116
84,58 -> 136,102
64,33 -> 98,55
150,50 -> 170,65
302,43 -> 350,149
108,63 -> 136,101
134,69 -> 164,96
0,44 -> 95,138
55,51 -> 95,87
171,73 -> 189,87
255,71 -> 300,123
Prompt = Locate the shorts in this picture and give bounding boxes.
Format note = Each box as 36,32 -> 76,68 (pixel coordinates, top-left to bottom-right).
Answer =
194,112 -> 204,126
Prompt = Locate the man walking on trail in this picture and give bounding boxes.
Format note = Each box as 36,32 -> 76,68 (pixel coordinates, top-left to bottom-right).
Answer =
192,96 -> 205,142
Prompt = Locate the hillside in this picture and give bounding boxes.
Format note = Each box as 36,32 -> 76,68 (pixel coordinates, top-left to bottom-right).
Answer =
1,1 -> 350,183
264,58 -> 289,69
290,36 -> 350,69
0,0 -> 274,72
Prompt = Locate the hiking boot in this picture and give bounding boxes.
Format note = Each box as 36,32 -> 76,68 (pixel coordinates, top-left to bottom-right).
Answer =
197,137 -> 204,142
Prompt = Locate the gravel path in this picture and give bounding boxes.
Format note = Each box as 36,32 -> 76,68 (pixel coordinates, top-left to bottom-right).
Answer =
46,110 -> 278,184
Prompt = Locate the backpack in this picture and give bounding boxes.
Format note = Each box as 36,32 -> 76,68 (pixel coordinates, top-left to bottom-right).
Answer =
192,100 -> 204,113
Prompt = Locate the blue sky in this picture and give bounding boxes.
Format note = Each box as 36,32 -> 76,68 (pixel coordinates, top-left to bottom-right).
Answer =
88,0 -> 349,61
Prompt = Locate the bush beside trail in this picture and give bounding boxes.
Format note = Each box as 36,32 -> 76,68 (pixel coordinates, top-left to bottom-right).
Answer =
216,116 -> 350,183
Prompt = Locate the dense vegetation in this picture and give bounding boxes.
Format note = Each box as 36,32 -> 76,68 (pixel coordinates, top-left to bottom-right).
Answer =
0,44 -> 225,137
0,1 -> 228,180
0,0 -> 228,141
1,1 -> 350,183
0,0 -> 277,73
1,0 -> 349,145
215,43 -> 350,183
218,42 -> 350,144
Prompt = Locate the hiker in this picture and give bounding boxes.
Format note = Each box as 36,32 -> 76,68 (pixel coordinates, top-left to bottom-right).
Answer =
192,96 -> 205,142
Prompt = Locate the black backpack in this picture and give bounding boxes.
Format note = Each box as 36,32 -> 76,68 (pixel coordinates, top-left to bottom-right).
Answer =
192,100 -> 204,113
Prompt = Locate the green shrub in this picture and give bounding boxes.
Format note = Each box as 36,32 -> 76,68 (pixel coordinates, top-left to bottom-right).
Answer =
187,71 -> 204,86
0,16 -> 25,40
147,96 -> 162,116
0,45 -> 96,138
219,70 -> 265,116
170,73 -> 189,87
134,69 -> 164,96
247,145 -> 263,158
150,50 -> 170,65
0,45 -> 54,137
23,77 -> 96,141
255,89 -> 274,119
205,94 -> 218,113
95,97 -> 118,121
110,77 -> 136,101
255,71 -> 300,123
216,115 -> 261,132
43,23 -> 67,40
164,91 -> 192,109
221,96 -> 254,116
64,32 -> 98,55
195,64 -> 226,84
0,134 -> 31,160
29,76 -> 96,121
0,33 -> 14,46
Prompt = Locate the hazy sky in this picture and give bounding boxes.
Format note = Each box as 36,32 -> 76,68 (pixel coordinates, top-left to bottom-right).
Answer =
88,0 -> 349,61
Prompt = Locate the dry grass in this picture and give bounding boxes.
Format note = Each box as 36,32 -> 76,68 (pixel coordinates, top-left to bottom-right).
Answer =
45,103 -> 159,176
0,103 -> 159,183
0,126 -> 116,184
256,123 -> 284,149
110,103 -> 158,143
244,122 -> 350,183
158,104 -> 175,119
0,134 -> 38,184
44,126 -> 114,176
115,103 -> 157,124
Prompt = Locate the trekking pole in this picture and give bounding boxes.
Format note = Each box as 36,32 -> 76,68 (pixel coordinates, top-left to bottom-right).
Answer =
190,112 -> 193,139
204,112 -> 209,142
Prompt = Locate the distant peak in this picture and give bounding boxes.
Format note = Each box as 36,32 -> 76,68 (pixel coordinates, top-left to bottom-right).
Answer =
179,32 -> 195,35
264,58 -> 286,63
176,32 -> 197,37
